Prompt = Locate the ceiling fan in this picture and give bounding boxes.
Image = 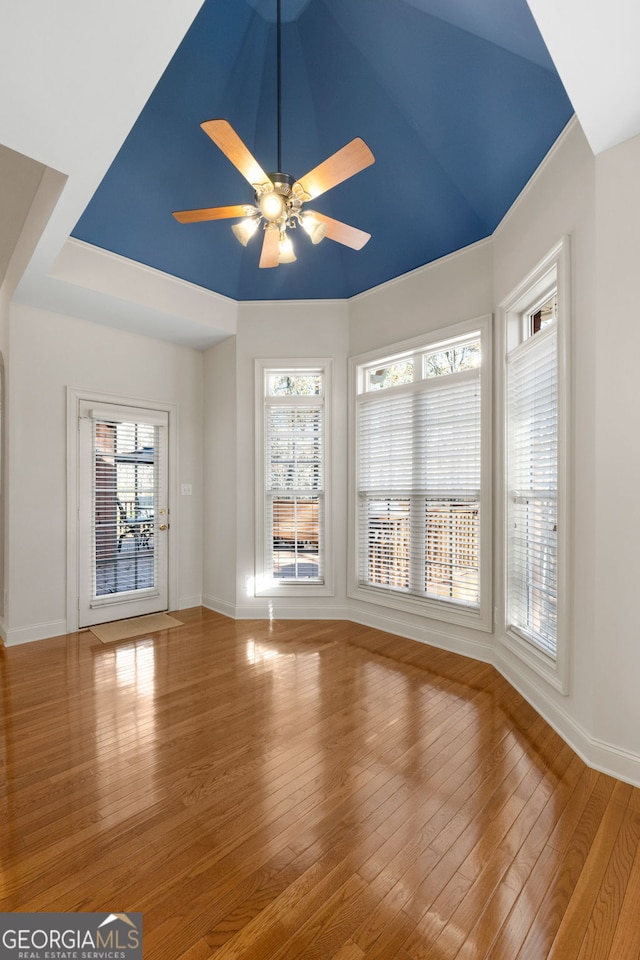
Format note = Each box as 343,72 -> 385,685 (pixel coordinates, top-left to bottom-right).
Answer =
172,1 -> 375,268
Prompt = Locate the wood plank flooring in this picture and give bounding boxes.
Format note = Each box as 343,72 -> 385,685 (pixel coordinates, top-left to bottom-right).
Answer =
1,607 -> 639,959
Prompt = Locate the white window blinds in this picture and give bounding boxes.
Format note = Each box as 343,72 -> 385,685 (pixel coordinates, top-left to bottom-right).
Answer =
357,368 -> 481,607
506,325 -> 558,657
93,417 -> 159,599
265,399 -> 324,582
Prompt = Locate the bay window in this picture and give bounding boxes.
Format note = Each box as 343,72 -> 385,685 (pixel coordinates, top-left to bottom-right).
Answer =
350,317 -> 492,630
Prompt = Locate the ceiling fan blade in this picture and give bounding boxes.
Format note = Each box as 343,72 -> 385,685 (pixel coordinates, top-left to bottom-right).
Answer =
259,227 -> 279,268
201,119 -> 270,188
296,138 -> 374,200
310,212 -> 371,250
172,204 -> 256,224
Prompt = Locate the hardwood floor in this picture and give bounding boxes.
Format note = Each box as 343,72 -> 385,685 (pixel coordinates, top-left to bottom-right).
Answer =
1,607 -> 639,959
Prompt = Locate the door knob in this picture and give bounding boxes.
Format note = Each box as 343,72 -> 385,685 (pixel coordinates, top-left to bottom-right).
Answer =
159,523 -> 168,531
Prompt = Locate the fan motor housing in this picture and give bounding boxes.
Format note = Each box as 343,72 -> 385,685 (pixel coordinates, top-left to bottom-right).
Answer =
266,172 -> 296,197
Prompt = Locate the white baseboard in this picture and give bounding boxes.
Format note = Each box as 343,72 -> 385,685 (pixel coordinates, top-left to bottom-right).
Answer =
349,603 -> 494,665
202,594 -> 237,619
495,650 -> 640,788
588,736 -> 640,787
176,595 -> 203,612
203,594 -> 350,621
234,600 -> 351,620
4,618 -> 68,646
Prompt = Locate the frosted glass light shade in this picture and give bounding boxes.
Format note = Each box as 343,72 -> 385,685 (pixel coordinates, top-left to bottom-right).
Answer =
301,213 -> 327,245
259,191 -> 286,221
231,218 -> 260,246
278,234 -> 296,263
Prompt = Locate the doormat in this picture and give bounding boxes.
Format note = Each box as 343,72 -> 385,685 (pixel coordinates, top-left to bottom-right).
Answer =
90,612 -> 184,644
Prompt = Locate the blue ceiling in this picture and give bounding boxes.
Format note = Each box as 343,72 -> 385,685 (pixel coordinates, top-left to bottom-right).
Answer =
71,0 -> 573,302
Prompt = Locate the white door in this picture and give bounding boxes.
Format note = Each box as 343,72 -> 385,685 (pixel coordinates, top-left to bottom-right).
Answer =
78,401 -> 169,627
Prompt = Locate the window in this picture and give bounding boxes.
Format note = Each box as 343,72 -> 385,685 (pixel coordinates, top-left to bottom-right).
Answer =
507,294 -> 557,655
502,239 -> 570,691
255,361 -> 332,596
350,317 -> 492,630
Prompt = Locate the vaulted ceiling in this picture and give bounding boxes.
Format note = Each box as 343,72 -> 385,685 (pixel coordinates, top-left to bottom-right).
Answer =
70,0 -> 572,301
3,1 -> 640,346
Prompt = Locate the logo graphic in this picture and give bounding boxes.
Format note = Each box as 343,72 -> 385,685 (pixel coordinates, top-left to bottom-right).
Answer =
0,911 -> 142,960
98,915 -> 138,931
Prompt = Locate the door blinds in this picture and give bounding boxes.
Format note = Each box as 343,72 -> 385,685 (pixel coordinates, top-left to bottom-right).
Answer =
93,417 -> 159,600
357,371 -> 481,606
506,325 -> 558,657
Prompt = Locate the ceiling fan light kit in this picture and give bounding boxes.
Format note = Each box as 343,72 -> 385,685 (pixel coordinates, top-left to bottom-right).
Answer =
277,233 -> 297,263
231,217 -> 260,246
301,212 -> 328,244
172,0 -> 374,269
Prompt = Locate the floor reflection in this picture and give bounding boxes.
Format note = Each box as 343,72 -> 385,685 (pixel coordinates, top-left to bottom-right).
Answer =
1,611 -> 625,959
93,639 -> 159,820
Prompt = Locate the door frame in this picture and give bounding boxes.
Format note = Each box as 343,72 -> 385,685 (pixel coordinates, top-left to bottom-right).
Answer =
66,387 -> 179,634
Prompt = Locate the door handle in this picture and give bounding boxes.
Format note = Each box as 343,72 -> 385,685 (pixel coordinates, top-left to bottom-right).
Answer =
159,524 -> 168,531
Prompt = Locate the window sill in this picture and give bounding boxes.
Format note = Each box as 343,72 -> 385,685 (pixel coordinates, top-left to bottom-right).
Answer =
499,626 -> 568,694
253,579 -> 334,599
348,582 -> 492,633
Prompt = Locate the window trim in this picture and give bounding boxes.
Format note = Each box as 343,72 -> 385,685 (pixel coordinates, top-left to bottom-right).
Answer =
348,315 -> 493,632
254,358 -> 333,598
499,238 -> 571,694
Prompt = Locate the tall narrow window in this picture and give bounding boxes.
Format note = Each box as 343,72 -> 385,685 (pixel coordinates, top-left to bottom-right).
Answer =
255,362 -> 331,595
350,318 -> 491,630
507,294 -> 558,656
502,238 -> 569,690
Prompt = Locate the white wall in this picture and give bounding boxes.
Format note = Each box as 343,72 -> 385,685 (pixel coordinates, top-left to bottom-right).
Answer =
0,292 -> 7,628
202,334 -> 238,615
0,161 -> 66,637
6,303 -> 203,643
213,299 -> 351,618
349,240 -> 494,357
592,132 -> 640,770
